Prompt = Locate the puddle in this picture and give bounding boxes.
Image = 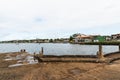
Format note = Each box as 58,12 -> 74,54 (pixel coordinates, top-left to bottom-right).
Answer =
68,68 -> 86,75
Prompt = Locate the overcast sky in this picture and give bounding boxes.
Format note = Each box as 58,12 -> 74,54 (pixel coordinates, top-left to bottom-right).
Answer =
0,0 -> 120,40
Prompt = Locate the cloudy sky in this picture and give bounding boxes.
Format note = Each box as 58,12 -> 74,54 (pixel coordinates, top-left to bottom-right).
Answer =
0,0 -> 120,40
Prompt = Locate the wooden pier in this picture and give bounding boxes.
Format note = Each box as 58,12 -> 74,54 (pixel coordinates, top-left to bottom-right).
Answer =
34,44 -> 120,63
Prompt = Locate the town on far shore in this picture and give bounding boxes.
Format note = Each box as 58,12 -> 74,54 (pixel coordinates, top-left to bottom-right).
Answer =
0,33 -> 120,43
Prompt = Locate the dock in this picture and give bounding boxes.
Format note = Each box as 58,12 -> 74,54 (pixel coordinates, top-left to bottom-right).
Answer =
34,45 -> 120,63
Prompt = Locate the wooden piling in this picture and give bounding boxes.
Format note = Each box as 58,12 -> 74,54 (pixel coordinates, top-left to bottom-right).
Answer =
41,47 -> 44,54
39,47 -> 44,57
33,52 -> 36,61
99,45 -> 102,54
118,44 -> 120,52
98,45 -> 104,59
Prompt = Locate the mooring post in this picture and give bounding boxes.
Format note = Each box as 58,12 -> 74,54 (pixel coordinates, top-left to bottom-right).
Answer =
118,44 -> 120,52
39,47 -> 44,57
41,47 -> 44,54
99,45 -> 102,54
98,45 -> 104,59
33,52 -> 36,61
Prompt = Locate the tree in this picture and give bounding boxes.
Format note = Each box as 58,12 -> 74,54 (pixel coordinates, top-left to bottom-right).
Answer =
69,36 -> 73,42
49,39 -> 53,42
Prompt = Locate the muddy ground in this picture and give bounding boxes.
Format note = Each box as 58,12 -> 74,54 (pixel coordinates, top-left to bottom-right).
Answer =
0,53 -> 120,80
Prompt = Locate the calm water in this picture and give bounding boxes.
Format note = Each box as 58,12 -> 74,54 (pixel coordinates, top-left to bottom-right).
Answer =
0,43 -> 119,55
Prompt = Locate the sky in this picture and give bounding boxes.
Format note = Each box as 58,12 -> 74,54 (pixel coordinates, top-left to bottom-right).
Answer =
0,0 -> 120,41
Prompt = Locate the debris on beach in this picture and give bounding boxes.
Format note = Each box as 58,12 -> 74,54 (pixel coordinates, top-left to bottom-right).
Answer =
4,54 -> 15,61
9,63 -> 24,67
4,52 -> 38,67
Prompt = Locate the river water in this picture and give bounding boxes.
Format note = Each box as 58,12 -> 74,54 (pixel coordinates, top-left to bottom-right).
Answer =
0,43 -> 118,55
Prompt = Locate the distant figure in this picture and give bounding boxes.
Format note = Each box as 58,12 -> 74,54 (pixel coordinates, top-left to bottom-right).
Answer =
23,49 -> 26,52
20,49 -> 26,53
20,49 -> 23,52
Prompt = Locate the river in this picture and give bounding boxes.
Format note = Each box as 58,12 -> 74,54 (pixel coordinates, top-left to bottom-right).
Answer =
0,43 -> 119,55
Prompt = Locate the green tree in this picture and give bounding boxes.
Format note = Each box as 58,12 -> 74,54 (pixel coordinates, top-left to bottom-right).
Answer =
69,36 -> 73,42
49,39 -> 53,42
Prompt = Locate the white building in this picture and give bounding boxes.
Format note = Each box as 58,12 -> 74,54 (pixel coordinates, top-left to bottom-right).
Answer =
73,34 -> 92,43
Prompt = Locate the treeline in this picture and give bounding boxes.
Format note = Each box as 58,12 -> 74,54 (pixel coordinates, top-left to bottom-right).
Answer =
0,38 -> 70,43
0,40 -> 34,43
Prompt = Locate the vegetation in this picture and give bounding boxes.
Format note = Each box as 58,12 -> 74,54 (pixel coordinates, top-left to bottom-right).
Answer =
69,36 -> 74,42
0,33 -> 120,44
49,39 -> 53,42
82,41 -> 120,45
0,38 -> 69,43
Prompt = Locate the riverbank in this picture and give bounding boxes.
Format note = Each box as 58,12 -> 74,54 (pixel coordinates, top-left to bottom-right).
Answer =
71,41 -> 120,45
0,52 -> 120,80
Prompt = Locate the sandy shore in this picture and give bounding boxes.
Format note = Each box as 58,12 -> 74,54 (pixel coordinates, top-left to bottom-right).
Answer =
0,52 -> 120,80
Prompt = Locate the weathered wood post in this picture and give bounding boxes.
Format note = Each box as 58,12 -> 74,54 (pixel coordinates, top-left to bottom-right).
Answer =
118,44 -> 120,52
41,47 -> 44,54
33,52 -> 36,61
97,45 -> 104,59
39,47 -> 44,57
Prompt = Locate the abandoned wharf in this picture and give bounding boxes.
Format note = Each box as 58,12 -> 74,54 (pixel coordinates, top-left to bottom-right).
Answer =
34,44 -> 120,64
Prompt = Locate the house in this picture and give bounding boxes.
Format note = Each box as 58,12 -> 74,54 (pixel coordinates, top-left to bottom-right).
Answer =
72,33 -> 111,43
73,34 -> 92,43
92,35 -> 111,42
44,39 -> 49,43
105,36 -> 111,41
93,36 -> 106,42
111,33 -> 120,41
62,38 -> 69,43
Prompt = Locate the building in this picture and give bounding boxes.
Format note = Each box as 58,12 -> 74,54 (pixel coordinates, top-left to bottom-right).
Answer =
111,33 -> 120,41
73,34 -> 92,43
62,38 -> 69,43
93,36 -> 108,42
72,33 -> 111,43
105,36 -> 111,41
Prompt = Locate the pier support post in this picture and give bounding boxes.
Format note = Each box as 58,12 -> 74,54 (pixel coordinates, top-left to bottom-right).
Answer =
97,45 -> 104,59
118,44 -> 120,52
41,47 -> 44,54
39,47 -> 44,57
34,52 -> 36,61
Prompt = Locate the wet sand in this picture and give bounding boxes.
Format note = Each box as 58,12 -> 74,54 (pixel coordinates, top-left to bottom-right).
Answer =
0,52 -> 120,80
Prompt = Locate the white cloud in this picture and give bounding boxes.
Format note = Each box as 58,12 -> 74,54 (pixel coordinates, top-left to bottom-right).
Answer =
0,0 -> 120,40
